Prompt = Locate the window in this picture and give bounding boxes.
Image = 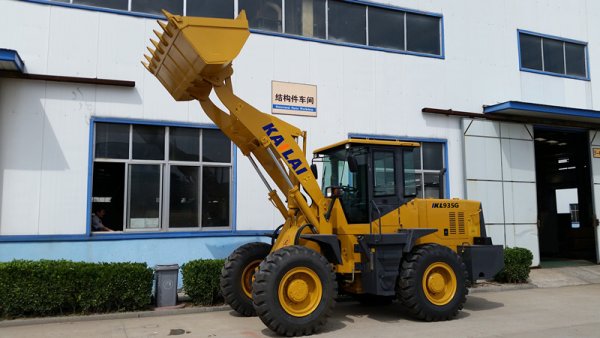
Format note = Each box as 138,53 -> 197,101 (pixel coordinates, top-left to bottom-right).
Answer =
239,0 -> 283,33
409,142 -> 445,198
187,0 -> 234,19
73,0 -> 128,11
368,7 -> 404,50
91,122 -> 233,232
327,1 -> 366,45
406,13 -> 440,55
47,0 -> 442,57
131,0 -> 183,15
285,0 -> 326,39
518,31 -> 589,79
373,151 -> 395,196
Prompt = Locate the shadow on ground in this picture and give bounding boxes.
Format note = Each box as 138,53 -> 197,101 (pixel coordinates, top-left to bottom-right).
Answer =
228,296 -> 497,336
462,296 -> 504,311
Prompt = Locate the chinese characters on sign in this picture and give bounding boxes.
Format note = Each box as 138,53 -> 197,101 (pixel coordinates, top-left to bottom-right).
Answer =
272,81 -> 317,117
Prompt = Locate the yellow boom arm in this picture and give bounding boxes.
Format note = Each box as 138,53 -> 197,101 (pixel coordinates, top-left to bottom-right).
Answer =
143,11 -> 331,235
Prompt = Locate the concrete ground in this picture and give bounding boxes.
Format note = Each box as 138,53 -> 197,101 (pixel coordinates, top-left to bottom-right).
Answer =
2,265 -> 600,338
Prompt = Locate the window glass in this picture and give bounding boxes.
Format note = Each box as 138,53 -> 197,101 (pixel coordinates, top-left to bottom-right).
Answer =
131,0 -> 183,15
170,166 -> 199,228
406,13 -> 440,55
132,125 -> 165,160
423,173 -> 441,198
203,129 -> 230,162
327,1 -> 366,45
186,0 -> 234,18
95,123 -> 129,159
403,150 -> 417,197
170,127 -> 200,162
565,42 -> 586,77
368,7 -> 404,50
239,0 -> 282,32
91,162 -> 125,231
202,167 -> 230,226
73,0 -> 128,11
285,0 -> 326,39
519,33 -> 543,70
93,122 -> 234,232
543,38 -> 565,74
128,164 -> 161,229
422,142 -> 443,170
373,151 -> 395,196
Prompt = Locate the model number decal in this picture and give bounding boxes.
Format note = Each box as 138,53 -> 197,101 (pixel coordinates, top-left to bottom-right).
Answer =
432,202 -> 459,208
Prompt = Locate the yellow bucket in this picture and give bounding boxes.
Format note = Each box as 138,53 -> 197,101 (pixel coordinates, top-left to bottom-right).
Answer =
144,10 -> 250,101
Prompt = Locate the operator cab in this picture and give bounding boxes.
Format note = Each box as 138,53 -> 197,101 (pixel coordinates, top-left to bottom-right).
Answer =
313,139 -> 421,224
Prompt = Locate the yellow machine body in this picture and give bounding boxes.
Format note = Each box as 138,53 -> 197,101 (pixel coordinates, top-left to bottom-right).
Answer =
144,10 -> 502,299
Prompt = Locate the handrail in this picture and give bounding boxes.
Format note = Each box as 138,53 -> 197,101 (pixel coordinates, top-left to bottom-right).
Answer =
369,200 -> 383,240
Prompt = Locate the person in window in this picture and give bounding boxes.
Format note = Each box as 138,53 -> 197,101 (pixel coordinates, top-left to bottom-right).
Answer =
91,207 -> 114,232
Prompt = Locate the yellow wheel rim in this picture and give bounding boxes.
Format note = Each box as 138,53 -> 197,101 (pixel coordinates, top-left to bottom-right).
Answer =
422,262 -> 457,306
241,260 -> 261,299
278,267 -> 322,317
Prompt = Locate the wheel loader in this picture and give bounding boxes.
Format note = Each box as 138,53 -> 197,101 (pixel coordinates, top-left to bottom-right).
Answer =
143,11 -> 504,336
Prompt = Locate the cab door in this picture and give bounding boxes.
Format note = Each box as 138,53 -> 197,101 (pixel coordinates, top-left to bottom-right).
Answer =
369,148 -> 401,230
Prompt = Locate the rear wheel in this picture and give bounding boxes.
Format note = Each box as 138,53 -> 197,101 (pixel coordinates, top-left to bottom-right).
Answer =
253,246 -> 336,336
220,242 -> 271,316
398,244 -> 468,321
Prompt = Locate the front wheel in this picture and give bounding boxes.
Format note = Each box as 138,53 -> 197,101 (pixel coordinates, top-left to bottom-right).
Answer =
253,246 -> 337,336
220,242 -> 271,316
398,244 -> 468,321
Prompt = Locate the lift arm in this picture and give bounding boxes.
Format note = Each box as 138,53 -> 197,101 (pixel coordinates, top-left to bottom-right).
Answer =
143,11 -> 331,233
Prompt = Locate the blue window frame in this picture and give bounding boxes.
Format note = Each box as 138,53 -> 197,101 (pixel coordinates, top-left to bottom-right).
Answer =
90,118 -> 235,234
518,30 -> 590,80
22,0 -> 444,59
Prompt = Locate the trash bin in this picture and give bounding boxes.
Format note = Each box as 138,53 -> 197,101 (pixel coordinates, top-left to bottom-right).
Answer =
155,264 -> 179,307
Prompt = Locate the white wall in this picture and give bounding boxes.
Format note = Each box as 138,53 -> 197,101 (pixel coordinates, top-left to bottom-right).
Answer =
0,0 -> 599,238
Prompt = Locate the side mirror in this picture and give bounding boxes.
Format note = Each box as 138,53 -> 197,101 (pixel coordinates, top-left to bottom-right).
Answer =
310,164 -> 318,180
347,155 -> 358,173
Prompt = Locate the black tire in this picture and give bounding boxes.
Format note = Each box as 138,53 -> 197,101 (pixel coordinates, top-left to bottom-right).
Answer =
220,242 -> 271,316
253,246 -> 337,336
398,244 -> 468,321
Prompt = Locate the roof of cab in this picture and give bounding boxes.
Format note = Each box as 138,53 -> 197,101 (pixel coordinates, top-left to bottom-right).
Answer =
314,138 -> 421,154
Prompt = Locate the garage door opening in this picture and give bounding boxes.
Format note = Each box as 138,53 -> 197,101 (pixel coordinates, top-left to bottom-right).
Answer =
535,127 -> 597,265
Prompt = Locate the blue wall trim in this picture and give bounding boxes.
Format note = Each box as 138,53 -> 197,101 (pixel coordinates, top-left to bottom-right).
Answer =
516,29 -> 590,81
0,230 -> 270,243
19,0 -> 444,60
348,133 -> 450,198
0,48 -> 25,72
484,101 -> 600,119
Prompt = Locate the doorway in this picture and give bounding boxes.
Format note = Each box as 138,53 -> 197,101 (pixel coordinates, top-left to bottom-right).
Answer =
534,127 -> 596,264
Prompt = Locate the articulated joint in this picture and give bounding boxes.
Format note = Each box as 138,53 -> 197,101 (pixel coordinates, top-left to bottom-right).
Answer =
204,66 -> 234,87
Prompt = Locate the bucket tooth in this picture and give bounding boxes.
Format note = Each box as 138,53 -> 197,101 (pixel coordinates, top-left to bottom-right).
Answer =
144,54 -> 153,63
147,46 -> 156,57
141,61 -> 150,71
157,20 -> 173,37
150,39 -> 164,53
161,9 -> 173,19
153,29 -> 169,46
